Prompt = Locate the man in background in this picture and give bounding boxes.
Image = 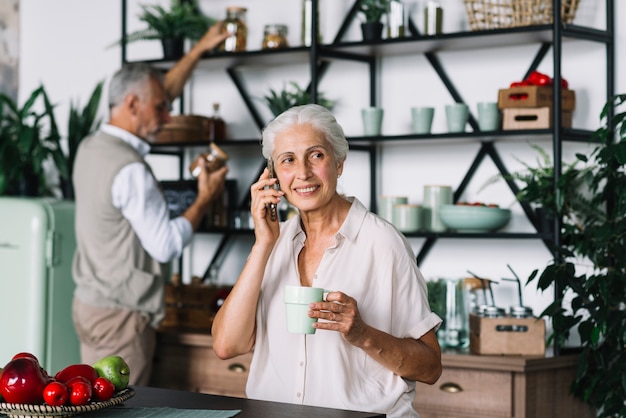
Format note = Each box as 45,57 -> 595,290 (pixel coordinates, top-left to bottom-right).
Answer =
71,24 -> 228,385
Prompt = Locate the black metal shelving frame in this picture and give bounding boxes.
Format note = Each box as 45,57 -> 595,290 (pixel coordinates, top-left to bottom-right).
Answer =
121,0 -> 614,287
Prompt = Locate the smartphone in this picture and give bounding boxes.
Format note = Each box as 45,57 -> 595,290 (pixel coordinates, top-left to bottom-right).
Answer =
266,159 -> 279,221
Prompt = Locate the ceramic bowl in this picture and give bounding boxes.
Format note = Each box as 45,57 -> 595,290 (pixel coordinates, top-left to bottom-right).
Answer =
439,204 -> 511,232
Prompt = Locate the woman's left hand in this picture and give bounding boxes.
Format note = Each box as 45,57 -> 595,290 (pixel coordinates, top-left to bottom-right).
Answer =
309,291 -> 368,345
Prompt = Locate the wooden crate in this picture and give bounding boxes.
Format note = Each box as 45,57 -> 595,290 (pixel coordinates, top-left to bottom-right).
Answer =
469,313 -> 546,356
498,86 -> 576,110
503,107 -> 573,130
160,283 -> 232,331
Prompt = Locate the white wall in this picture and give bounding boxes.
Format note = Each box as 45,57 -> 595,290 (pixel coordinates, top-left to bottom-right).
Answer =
19,0 -> 626,327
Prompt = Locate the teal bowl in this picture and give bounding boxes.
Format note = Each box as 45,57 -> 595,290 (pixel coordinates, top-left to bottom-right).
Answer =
439,204 -> 511,232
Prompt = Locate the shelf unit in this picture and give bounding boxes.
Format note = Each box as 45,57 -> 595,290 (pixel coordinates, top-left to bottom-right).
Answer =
120,0 -> 614,284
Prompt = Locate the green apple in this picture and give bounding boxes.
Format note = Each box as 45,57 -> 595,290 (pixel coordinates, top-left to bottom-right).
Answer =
92,356 -> 130,392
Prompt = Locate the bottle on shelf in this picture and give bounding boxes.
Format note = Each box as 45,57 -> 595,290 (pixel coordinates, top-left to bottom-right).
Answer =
387,0 -> 406,39
301,0 -> 321,46
207,103 -> 226,141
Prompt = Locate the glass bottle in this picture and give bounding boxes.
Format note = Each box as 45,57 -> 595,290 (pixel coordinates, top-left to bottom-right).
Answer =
301,0 -> 321,46
207,103 -> 226,141
387,0 -> 405,39
263,24 -> 289,50
220,7 -> 247,52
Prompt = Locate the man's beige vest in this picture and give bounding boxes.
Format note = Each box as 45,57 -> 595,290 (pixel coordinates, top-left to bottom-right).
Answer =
72,131 -> 166,327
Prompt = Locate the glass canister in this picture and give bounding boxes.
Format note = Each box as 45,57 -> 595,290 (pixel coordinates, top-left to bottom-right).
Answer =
442,278 -> 470,349
189,142 -> 229,178
262,24 -> 289,50
220,6 -> 247,52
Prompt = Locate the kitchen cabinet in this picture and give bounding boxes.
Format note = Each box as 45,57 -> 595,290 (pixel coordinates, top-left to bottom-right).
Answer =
413,352 -> 595,418
149,329 -> 252,397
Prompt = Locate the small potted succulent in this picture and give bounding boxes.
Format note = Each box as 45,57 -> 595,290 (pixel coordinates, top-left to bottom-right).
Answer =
357,0 -> 390,42
116,0 -> 216,60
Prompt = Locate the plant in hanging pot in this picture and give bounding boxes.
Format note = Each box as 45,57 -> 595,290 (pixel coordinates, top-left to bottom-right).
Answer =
114,0 -> 217,60
0,86 -> 67,197
512,95 -> 626,418
357,0 -> 390,42
261,81 -> 335,117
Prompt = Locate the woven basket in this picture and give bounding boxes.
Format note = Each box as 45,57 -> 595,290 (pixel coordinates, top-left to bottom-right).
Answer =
463,0 -> 580,31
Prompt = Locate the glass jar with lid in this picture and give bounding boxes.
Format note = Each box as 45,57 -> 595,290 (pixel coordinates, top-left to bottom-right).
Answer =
262,24 -> 289,50
220,7 -> 247,52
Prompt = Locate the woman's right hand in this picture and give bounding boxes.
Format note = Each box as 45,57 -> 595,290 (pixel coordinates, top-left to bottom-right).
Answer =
250,168 -> 284,244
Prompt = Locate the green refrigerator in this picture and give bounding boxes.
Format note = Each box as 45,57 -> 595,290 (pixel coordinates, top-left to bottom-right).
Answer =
0,197 -> 80,374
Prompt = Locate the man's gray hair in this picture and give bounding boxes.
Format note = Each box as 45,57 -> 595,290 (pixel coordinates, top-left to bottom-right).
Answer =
108,63 -> 164,109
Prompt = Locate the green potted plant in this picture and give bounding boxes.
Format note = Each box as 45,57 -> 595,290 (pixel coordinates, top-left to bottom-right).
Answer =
510,95 -> 626,417
117,0 -> 216,60
61,80 -> 104,199
0,86 -> 67,197
357,0 -> 390,41
261,81 -> 335,117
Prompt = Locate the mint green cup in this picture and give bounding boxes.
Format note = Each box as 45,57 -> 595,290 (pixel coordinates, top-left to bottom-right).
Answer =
284,286 -> 325,334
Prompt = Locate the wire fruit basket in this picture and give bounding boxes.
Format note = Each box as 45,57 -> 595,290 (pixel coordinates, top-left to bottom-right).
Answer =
463,0 -> 580,31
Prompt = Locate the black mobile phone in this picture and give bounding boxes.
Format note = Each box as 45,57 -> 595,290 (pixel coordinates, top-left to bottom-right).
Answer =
267,159 -> 279,221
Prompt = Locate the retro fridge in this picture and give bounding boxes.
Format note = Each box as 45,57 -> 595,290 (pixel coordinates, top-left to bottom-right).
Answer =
0,197 -> 80,373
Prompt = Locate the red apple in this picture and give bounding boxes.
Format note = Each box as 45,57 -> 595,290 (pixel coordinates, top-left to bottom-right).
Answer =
92,377 -> 115,401
0,357 -> 48,404
43,381 -> 69,406
11,352 -> 39,362
67,376 -> 92,406
55,364 -> 99,385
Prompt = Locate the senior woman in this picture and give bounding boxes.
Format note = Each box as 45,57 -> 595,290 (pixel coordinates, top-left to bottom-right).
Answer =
212,104 -> 442,417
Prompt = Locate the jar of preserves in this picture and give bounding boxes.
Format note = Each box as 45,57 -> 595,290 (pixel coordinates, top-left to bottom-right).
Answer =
189,143 -> 229,178
262,24 -> 289,50
220,7 -> 247,52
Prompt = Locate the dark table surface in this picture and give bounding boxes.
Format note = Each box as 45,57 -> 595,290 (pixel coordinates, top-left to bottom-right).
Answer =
125,386 -> 386,418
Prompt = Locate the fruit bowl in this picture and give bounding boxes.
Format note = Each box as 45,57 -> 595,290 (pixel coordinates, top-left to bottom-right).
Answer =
0,387 -> 134,418
439,204 -> 511,232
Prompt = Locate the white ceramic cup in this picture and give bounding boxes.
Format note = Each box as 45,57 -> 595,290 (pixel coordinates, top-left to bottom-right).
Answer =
411,107 -> 435,134
392,204 -> 423,232
361,107 -> 384,136
445,103 -> 469,133
378,195 -> 409,223
284,286 -> 325,334
423,185 -> 453,232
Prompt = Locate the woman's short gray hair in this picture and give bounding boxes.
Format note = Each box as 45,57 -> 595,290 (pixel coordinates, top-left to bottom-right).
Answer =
261,104 -> 349,163
108,63 -> 164,109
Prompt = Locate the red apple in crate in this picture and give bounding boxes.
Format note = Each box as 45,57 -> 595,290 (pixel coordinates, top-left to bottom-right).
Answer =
0,357 -> 48,404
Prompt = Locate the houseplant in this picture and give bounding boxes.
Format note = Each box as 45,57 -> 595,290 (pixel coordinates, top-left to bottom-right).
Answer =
0,86 -> 67,197
357,0 -> 390,41
61,80 -> 104,199
261,81 -> 335,117
515,94 -> 626,417
117,0 -> 216,60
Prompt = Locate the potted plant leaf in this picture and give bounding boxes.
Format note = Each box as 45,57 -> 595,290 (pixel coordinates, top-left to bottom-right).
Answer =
62,80 -> 104,199
357,0 -> 390,42
261,81 -> 335,117
0,86 -> 67,197
116,0 -> 216,60
513,94 -> 626,417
